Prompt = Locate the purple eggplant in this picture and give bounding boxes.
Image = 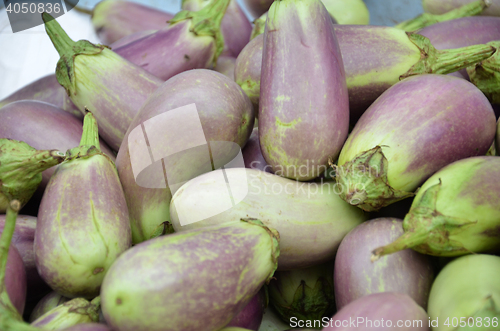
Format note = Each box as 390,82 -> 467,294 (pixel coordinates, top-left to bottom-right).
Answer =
29,291 -> 70,322
6,244 -> 26,316
226,286 -> 267,330
0,74 -> 81,118
109,30 -> 156,49
423,0 -> 500,16
182,0 -> 252,57
215,55 -> 237,80
243,128 -> 271,173
321,293 -> 429,331
335,74 -> 496,212
101,219 -> 279,331
34,113 -> 131,299
61,324 -> 112,331
113,0 -> 231,81
334,218 -> 434,310
243,0 -> 272,18
259,0 -> 349,181
115,69 -> 254,244
31,297 -> 100,329
235,34 -> 263,111
496,120 -> 500,154
43,13 -> 163,151
91,0 -> 174,44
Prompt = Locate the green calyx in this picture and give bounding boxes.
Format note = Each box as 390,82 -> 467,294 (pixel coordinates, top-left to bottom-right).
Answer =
250,13 -> 267,40
396,0 -> 490,32
333,146 -> 414,212
467,41 -> 500,104
168,0 -> 230,66
371,180 -> 476,261
401,33 -> 496,79
65,111 -> 102,161
42,13 -> 107,97
32,297 -> 100,328
0,139 -> 65,210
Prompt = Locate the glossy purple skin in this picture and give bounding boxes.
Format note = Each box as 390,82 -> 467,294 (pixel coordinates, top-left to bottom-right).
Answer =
334,218 -> 434,310
109,29 -> 156,49
116,69 -> 254,244
423,0 -> 500,16
0,74 -> 81,118
324,293 -> 429,331
29,291 -> 70,322
6,244 -> 27,315
0,101 -> 115,192
243,0 -> 273,18
226,287 -> 267,330
234,34 -> 263,110
242,128 -> 271,173
61,324 -> 112,331
114,21 -> 216,81
344,75 -> 497,192
215,56 -> 237,80
259,0 -> 349,181
92,0 -> 174,44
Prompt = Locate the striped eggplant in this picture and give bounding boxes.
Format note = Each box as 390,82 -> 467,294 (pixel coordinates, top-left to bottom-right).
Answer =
60,324 -> 112,331
427,254 -> 500,331
235,34 -> 263,111
29,291 -> 70,322
108,30 -> 156,49
91,0 -> 174,44
115,69 -> 254,244
113,0 -> 231,81
6,244 -> 26,316
260,0 -> 349,181
334,218 -> 434,310
335,75 -> 496,212
0,139 -> 65,213
423,0 -> 500,16
34,113 -> 131,298
101,219 -> 279,331
226,287 -> 267,330
321,0 -> 369,24
243,128 -> 271,173
0,75 -> 81,118
268,261 -> 335,324
31,297 -> 100,329
43,13 -> 163,151
372,156 -> 500,259
170,168 -> 367,270
181,0 -> 252,57
322,293 -> 429,331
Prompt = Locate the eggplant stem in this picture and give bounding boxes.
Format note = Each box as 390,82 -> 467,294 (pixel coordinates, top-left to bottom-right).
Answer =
371,230 -> 428,262
42,13 -> 76,57
79,112 -> 101,152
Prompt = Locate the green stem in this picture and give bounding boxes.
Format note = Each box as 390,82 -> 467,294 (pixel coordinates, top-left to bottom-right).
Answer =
42,12 -> 75,57
396,0 -> 490,32
402,33 -> 496,79
371,230 -> 428,262
79,111 -> 101,152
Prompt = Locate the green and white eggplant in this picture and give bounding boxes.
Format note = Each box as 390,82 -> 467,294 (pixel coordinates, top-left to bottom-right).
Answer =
29,291 -> 70,322
31,297 -> 100,330
372,156 -> 500,259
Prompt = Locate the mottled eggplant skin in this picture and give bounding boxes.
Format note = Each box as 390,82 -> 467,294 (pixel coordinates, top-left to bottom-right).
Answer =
0,75 -> 81,118
260,0 -> 349,181
91,0 -> 173,44
114,21 -> 216,81
34,152 -> 131,298
6,244 -> 27,316
339,75 -> 496,194
60,324 -> 112,331
116,69 -> 254,244
100,220 -> 279,331
235,34 -> 263,111
226,287 -> 267,330
29,291 -> 70,322
215,56 -> 237,80
323,293 -> 429,331
243,128 -> 271,173
0,101 -> 115,193
170,168 -> 367,270
334,218 -> 434,310
423,0 -> 500,16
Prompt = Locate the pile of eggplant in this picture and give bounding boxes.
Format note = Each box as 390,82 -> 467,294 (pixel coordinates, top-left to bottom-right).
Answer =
1,0 -> 500,330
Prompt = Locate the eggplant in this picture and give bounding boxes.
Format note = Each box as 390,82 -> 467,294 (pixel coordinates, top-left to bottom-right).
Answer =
268,261 -> 335,325
34,113 -> 131,299
91,0 -> 174,44
60,324 -> 112,331
427,254 -> 500,331
0,74 -> 81,118
226,286 -> 267,330
243,128 -> 271,173
108,30 -> 156,49
6,243 -> 26,316
235,34 -> 263,111
320,0 -> 369,25
43,13 -> 163,151
101,219 -> 279,331
115,69 -> 254,244
0,139 -> 65,213
321,293 -> 429,331
243,0 -> 273,18
113,0 -> 231,81
372,156 -> 500,259
496,120 -> 500,155
182,0 -> 252,57
334,218 -> 434,310
335,75 -> 496,212
423,0 -> 500,16
170,168 -> 367,270
260,0 -> 349,181
31,297 -> 100,329
215,56 -> 237,80
29,291 -> 70,322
